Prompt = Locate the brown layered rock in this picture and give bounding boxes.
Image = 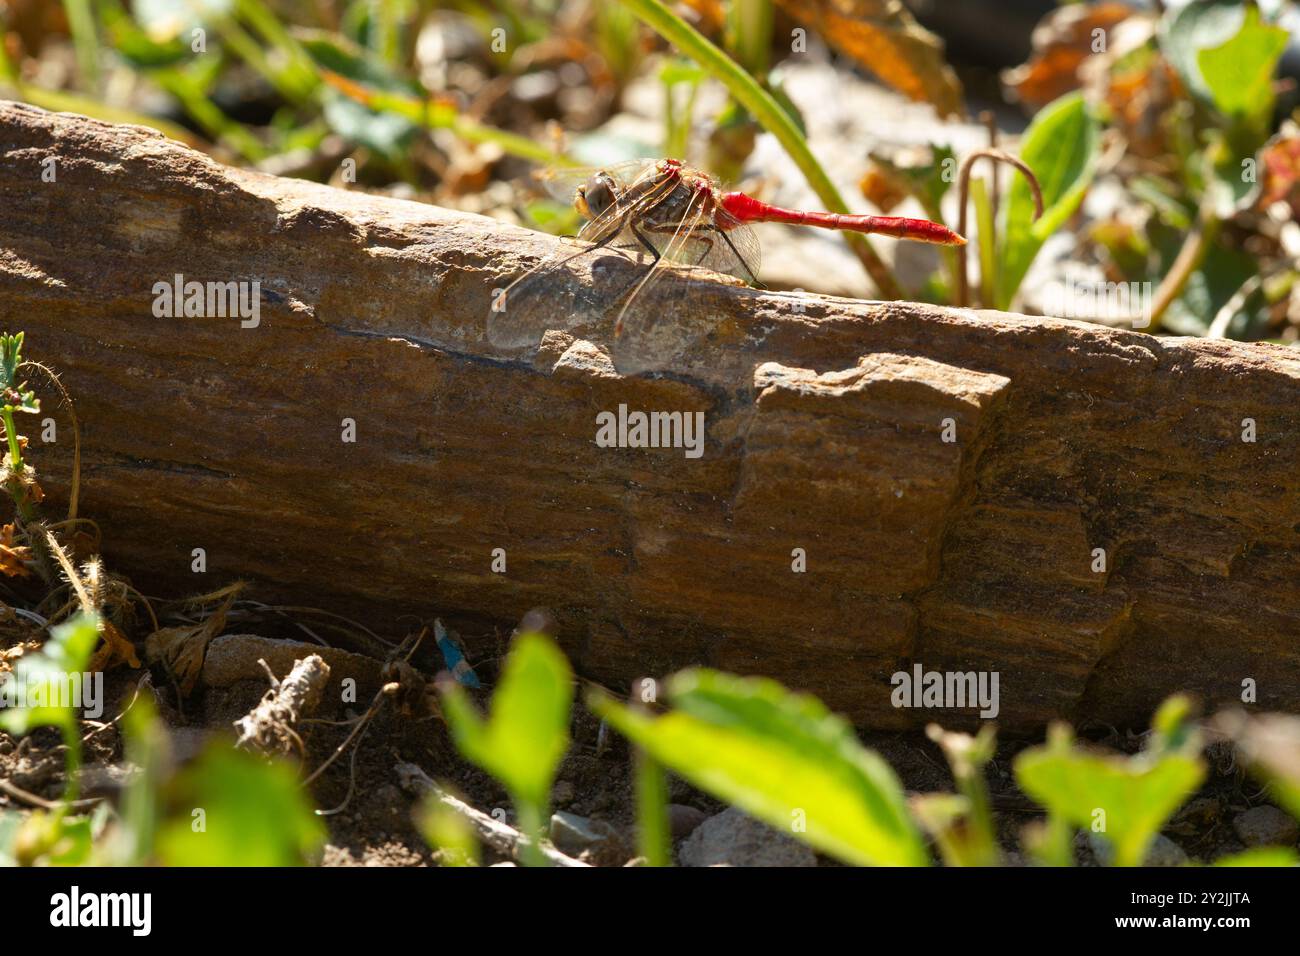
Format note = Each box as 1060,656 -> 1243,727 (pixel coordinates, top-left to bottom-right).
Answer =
1,100 -> 1297,731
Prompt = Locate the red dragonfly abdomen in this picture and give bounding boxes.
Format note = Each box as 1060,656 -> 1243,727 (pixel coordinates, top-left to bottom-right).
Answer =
719,191 -> 966,246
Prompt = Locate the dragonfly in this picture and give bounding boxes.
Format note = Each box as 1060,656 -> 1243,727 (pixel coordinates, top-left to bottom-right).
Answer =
488,158 -> 965,372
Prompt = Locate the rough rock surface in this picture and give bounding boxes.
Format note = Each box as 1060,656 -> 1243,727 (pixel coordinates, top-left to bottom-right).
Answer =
1232,805 -> 1300,847
3,101 -> 1300,731
679,807 -> 818,867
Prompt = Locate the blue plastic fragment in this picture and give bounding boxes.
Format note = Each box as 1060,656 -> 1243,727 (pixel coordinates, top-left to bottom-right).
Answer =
434,619 -> 481,688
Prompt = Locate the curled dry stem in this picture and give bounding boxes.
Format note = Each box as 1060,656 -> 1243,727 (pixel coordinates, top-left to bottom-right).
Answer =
956,148 -> 1044,309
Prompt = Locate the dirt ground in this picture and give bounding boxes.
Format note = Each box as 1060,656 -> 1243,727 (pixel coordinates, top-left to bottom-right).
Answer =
0,625 -> 1273,866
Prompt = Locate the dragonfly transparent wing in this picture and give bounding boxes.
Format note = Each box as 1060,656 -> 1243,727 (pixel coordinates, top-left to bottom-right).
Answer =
487,172 -> 677,351
609,191 -> 731,374
532,159 -> 659,204
688,206 -> 761,284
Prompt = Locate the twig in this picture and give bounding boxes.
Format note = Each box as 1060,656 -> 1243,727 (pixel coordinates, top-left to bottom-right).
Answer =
1149,202 -> 1220,333
395,761 -> 590,867
982,112 -> 1000,308
315,718 -> 372,816
0,775 -> 102,811
301,685 -> 389,787
234,654 -> 331,757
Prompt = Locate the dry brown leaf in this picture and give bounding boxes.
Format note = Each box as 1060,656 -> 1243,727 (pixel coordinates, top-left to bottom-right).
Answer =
144,594 -> 235,696
1102,53 -> 1181,160
88,619 -> 141,673
680,0 -> 726,32
773,0 -> 964,119
1258,133 -> 1300,219
1002,2 -> 1135,110
0,523 -> 33,578
859,164 -> 907,214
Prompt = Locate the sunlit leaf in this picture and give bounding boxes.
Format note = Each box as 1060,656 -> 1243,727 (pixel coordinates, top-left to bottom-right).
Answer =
0,613 -> 99,736
440,632 -> 572,809
155,745 -> 324,866
1213,847 -> 1299,867
995,92 -> 1100,309
1196,5 -> 1287,126
1159,0 -> 1249,102
1015,722 -> 1204,867
592,669 -> 928,866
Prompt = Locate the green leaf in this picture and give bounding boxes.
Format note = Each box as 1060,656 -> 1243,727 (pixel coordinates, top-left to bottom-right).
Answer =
659,58 -> 706,86
107,695 -> 169,865
298,30 -> 420,159
1213,847 -> 1299,867
321,94 -> 418,157
298,30 -> 419,93
99,0 -> 190,68
0,332 -> 36,413
418,800 -> 480,867
0,613 -> 99,736
1015,723 -> 1205,867
440,632 -> 572,810
155,745 -> 324,866
995,93 -> 1100,309
1159,0 -> 1249,102
592,669 -> 928,866
1196,5 -> 1287,126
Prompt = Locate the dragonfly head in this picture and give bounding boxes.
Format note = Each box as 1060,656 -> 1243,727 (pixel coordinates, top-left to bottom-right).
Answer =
575,171 -> 619,222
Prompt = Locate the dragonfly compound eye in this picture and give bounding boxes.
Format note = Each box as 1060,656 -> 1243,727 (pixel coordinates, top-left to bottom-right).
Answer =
578,173 -> 617,220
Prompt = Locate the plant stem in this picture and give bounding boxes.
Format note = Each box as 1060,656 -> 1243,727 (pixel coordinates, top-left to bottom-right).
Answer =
60,720 -> 83,806
1148,203 -> 1221,333
1,406 -> 36,528
956,148 -> 1042,308
515,799 -> 547,867
634,750 -> 671,866
971,178 -> 996,309
620,0 -> 902,298
62,0 -> 101,90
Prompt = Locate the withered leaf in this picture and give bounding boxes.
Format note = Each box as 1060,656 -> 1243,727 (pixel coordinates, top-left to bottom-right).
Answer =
1002,2 -> 1134,110
0,522 -> 32,578
88,619 -> 141,673
773,0 -> 964,119
145,594 -> 235,696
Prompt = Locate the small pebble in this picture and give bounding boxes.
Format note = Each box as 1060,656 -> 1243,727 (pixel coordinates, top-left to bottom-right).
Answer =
679,807 -> 817,867
1232,806 -> 1300,847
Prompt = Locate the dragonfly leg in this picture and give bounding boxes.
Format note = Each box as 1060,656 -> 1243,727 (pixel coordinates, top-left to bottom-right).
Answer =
629,223 -> 662,265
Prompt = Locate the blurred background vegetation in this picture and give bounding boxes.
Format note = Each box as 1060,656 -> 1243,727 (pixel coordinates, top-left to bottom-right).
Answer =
1,1 -> 1298,332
